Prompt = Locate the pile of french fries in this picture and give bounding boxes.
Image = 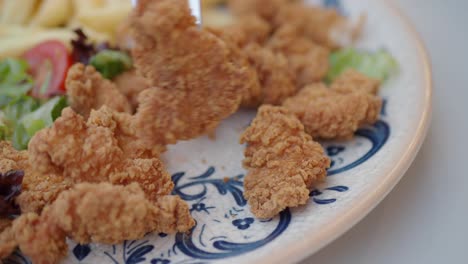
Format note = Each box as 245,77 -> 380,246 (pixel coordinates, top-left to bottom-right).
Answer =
0,0 -> 229,59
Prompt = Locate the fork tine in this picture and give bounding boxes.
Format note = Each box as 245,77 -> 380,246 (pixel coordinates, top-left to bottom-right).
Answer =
188,0 -> 202,26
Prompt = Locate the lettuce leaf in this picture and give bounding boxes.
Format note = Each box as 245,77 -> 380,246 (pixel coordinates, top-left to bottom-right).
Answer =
327,48 -> 398,82
19,96 -> 67,135
0,112 -> 7,140
12,96 -> 67,149
0,58 -> 34,99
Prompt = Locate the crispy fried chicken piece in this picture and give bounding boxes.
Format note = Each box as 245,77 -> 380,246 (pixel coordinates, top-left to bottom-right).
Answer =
12,212 -> 67,264
47,183 -> 194,243
228,0 -> 297,22
24,107 -> 172,213
66,63 -> 132,118
0,219 -> 14,258
241,106 -> 330,218
330,69 -> 381,95
9,183 -> 195,264
130,0 -> 248,145
206,27 -> 262,108
268,25 -> 330,87
113,69 -> 150,111
0,219 -> 11,233
87,106 -> 164,159
218,15 -> 272,47
283,72 -> 382,139
0,142 -> 28,172
0,142 -> 69,215
274,3 -> 363,49
16,174 -> 73,214
242,43 -> 297,105
208,15 -> 296,106
0,225 -> 17,259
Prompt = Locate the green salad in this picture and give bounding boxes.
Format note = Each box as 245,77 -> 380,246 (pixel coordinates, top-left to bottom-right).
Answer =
0,58 -> 68,150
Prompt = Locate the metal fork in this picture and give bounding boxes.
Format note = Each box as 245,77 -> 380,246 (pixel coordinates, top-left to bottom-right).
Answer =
131,0 -> 202,26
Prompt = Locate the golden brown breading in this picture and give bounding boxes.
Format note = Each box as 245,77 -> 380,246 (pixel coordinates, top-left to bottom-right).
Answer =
25,107 -> 172,212
0,226 -> 17,259
130,0 -> 247,145
87,106 -> 164,159
47,183 -> 194,244
0,219 -> 11,233
0,142 -> 28,172
268,25 -> 330,87
0,142 -> 70,215
12,212 -> 67,264
330,69 -> 381,95
274,3 -> 361,49
113,69 -> 150,111
242,43 -> 297,105
16,174 -> 73,214
228,0 -> 297,22
206,27 -> 262,108
0,219 -> 14,259
283,80 -> 382,139
218,14 -> 272,47
10,183 -> 195,264
66,63 -> 132,118
241,106 -> 330,218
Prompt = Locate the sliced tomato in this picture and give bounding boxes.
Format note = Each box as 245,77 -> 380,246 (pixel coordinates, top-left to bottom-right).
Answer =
23,40 -> 72,98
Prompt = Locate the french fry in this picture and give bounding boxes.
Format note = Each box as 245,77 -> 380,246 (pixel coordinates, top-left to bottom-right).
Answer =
0,0 -> 39,25
29,0 -> 72,27
0,24 -> 44,37
0,29 -> 74,59
76,4 -> 132,35
67,18 -> 115,44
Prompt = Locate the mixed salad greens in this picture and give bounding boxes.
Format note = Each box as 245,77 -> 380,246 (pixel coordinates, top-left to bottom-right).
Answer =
0,58 -> 67,149
0,30 -> 132,150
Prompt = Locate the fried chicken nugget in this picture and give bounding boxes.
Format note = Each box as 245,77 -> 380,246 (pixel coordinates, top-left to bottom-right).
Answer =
0,142 -> 69,215
209,16 -> 296,106
283,71 -> 382,139
113,69 -> 150,111
12,212 -> 67,264
330,69 -> 381,95
228,0 -> 297,22
241,106 -> 330,219
66,63 -> 132,118
268,25 -> 330,88
0,142 -> 60,214
0,225 -> 17,259
274,3 -> 363,49
10,183 -> 195,264
218,14 -> 272,47
22,107 -> 172,214
0,219 -> 14,257
243,43 -> 297,105
0,142 -> 28,172
130,0 -> 248,145
16,174 -> 74,214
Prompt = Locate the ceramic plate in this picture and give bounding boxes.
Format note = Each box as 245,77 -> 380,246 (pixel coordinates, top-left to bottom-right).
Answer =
7,0 -> 432,263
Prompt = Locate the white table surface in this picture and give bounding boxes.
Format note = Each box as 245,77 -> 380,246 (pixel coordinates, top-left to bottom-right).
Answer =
302,0 -> 468,263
